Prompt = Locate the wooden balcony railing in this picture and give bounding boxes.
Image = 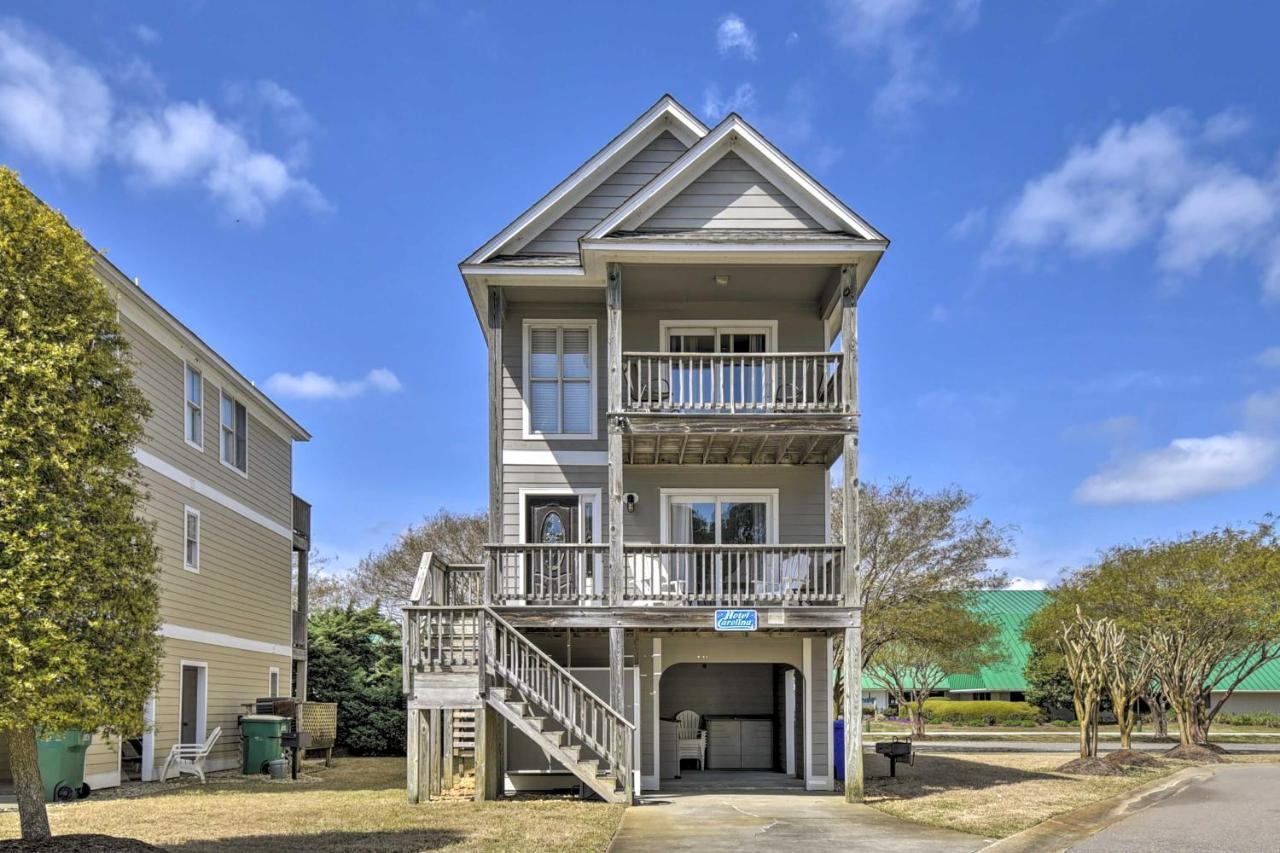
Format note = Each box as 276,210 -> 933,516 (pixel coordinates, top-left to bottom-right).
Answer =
623,544 -> 844,606
622,352 -> 845,414
481,543 -> 844,607
486,544 -> 610,605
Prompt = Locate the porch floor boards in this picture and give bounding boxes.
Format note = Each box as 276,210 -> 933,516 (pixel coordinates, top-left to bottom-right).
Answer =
622,431 -> 842,465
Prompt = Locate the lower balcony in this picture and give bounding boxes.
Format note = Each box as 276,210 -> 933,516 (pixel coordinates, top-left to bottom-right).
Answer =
484,543 -> 845,608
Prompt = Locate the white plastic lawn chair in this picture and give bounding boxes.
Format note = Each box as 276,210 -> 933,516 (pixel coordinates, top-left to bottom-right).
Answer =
160,726 -> 221,783
754,554 -> 811,599
676,710 -> 707,771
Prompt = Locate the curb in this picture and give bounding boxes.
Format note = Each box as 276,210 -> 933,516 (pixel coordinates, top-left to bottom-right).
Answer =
979,764 -> 1220,853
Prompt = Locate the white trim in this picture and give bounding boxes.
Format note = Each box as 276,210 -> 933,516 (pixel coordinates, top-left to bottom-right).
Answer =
658,488 -> 780,545
825,635 -> 835,791
140,694 -> 156,782
522,320 -> 599,441
459,264 -> 588,279
182,505 -> 201,573
503,449 -> 608,466
658,320 -> 778,353
650,636 -> 662,790
161,623 -> 293,658
465,95 -> 708,264
802,637 -> 814,787
135,448 -> 291,540
784,668 -> 797,776
183,361 -> 204,452
177,660 -> 208,745
268,666 -> 281,697
586,114 -> 885,242
85,769 -> 121,791
218,389 -> 250,478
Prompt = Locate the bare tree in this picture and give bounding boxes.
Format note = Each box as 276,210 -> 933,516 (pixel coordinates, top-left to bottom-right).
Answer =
1059,607 -> 1110,758
346,508 -> 487,613
1099,620 -> 1155,750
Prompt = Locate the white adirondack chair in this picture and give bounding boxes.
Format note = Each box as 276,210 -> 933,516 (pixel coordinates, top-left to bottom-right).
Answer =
160,726 -> 221,783
754,554 -> 811,598
676,710 -> 707,771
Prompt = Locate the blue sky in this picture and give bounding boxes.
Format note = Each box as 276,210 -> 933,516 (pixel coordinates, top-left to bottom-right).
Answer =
2,2 -> 1277,586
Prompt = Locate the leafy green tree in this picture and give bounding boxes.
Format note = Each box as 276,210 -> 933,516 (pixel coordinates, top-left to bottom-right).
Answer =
867,600 -> 1002,736
307,606 -> 406,755
0,168 -> 161,840
831,481 -> 1013,716
1023,645 -> 1074,715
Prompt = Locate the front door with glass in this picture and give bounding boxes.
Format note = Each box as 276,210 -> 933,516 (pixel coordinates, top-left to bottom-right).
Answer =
526,496 -> 580,601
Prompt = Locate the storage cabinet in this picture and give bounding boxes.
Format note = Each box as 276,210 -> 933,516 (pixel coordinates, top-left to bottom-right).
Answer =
706,718 -> 773,769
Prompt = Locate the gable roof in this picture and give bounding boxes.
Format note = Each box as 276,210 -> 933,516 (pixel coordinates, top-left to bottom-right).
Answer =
585,113 -> 887,243
463,95 -> 708,265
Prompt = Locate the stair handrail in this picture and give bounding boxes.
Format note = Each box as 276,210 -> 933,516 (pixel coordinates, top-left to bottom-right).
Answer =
482,606 -> 633,795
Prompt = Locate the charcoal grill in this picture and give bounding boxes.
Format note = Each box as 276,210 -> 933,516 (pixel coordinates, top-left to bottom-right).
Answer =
874,737 -> 914,777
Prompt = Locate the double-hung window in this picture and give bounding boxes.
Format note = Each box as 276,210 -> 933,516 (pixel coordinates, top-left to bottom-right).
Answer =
184,364 -> 203,449
220,392 -> 248,474
183,506 -> 201,573
524,322 -> 595,438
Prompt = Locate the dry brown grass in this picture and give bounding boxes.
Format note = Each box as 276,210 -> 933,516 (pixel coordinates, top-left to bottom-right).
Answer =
0,758 -> 623,852
863,751 -> 1180,838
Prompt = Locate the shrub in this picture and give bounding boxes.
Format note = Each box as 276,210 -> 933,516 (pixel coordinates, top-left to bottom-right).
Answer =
307,605 -> 406,755
1217,711 -> 1280,728
1051,718 -> 1071,727
921,699 -> 1042,726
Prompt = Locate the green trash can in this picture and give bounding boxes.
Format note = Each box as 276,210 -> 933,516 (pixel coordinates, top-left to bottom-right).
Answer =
36,729 -> 93,802
240,715 -> 288,775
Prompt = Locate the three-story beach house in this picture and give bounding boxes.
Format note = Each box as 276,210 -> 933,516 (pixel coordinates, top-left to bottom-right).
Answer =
403,95 -> 886,803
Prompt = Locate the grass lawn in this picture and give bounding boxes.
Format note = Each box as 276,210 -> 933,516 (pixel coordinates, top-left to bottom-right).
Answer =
0,758 -> 623,852
862,751 -> 1279,838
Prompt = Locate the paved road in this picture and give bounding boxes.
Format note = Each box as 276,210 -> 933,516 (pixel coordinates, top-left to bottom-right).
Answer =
906,740 -> 1280,754
1070,764 -> 1280,852
610,790 -> 987,853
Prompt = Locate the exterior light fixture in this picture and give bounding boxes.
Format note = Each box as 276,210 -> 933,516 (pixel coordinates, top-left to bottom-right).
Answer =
714,274 -> 730,287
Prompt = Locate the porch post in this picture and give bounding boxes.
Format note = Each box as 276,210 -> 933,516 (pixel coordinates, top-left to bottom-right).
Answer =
840,265 -> 864,802
475,702 -> 505,801
606,263 -> 624,607
488,286 -> 505,553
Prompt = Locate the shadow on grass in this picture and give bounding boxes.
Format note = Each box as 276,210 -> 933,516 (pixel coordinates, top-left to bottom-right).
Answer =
90,758 -> 410,803
165,828 -> 467,852
865,753 -> 1066,799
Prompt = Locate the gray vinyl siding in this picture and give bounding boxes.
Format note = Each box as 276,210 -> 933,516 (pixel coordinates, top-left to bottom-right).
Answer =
660,663 -> 774,717
123,316 -> 293,528
622,300 -> 826,352
638,152 -> 822,231
622,466 -> 828,545
142,470 -> 293,647
521,131 -> 687,254
809,635 -> 831,780
502,302 -> 607,452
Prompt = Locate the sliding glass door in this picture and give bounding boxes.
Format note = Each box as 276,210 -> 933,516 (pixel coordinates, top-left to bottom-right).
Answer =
664,492 -> 774,600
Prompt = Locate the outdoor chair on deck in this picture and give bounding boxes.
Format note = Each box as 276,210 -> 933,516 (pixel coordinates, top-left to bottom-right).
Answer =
753,553 -> 811,600
676,709 -> 707,771
160,726 -> 221,783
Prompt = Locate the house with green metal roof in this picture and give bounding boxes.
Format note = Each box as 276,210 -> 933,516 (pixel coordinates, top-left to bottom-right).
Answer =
862,589 -> 1280,715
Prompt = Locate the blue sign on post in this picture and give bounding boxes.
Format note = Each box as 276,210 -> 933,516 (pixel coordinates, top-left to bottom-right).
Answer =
714,609 -> 758,631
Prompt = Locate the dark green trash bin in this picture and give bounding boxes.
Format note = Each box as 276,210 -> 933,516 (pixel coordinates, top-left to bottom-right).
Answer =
36,729 -> 93,802
240,715 -> 288,774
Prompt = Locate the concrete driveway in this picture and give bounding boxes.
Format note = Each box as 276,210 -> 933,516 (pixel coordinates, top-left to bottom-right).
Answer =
610,790 -> 987,852
1068,764 -> 1280,852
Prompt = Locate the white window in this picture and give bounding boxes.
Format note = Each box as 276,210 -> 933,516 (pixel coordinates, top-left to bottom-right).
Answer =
220,392 -> 248,474
183,506 -> 200,572
184,364 -> 203,449
523,321 -> 596,439
268,667 -> 281,697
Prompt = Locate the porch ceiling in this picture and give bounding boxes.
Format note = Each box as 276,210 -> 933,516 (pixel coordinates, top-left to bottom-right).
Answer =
622,430 -> 843,465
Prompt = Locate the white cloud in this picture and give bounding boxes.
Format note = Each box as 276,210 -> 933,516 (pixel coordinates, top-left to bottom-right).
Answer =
1006,576 -> 1049,591
132,24 -> 160,45
716,14 -> 756,60
785,31 -> 800,47
1243,388 -> 1280,432
1075,431 -> 1279,505
0,19 -> 324,222
702,82 -> 756,121
1202,108 -> 1252,143
1257,346 -> 1280,369
990,110 -> 1280,302
826,0 -> 978,125
0,20 -> 113,173
264,368 -> 403,400
949,206 -> 987,239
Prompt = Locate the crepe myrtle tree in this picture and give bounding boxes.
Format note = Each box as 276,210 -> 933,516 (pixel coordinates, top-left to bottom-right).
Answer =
831,480 -> 1013,717
0,168 -> 162,840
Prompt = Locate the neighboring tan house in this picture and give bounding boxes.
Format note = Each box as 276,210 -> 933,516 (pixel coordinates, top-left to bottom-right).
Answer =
402,95 -> 886,803
0,249 -> 312,793
863,590 -> 1280,716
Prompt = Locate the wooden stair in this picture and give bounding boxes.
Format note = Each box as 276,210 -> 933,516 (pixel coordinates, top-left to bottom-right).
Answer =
451,710 -> 476,758
486,687 -> 623,803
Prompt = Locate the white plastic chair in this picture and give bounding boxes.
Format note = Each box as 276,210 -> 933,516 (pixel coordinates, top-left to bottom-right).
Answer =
160,726 -> 221,783
676,709 -> 707,771
754,554 -> 811,598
